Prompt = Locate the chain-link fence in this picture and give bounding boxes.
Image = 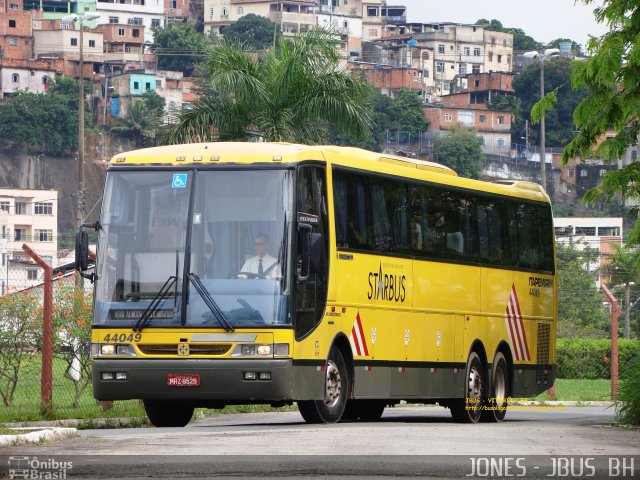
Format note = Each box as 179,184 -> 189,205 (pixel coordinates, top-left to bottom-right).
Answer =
0,249 -> 144,423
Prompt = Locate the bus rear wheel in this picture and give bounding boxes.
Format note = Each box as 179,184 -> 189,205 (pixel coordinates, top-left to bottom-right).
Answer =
143,399 -> 194,427
450,351 -> 485,423
298,347 -> 349,424
482,352 -> 509,422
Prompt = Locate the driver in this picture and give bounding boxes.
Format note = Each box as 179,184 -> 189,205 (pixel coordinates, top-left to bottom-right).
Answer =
240,233 -> 281,279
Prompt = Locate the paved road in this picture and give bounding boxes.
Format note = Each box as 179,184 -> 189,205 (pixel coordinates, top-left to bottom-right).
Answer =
2,406 -> 639,479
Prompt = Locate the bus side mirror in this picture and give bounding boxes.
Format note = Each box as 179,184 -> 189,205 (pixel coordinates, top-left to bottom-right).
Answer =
75,231 -> 89,271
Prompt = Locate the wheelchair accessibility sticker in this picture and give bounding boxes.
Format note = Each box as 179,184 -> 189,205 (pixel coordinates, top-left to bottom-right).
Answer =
172,173 -> 188,189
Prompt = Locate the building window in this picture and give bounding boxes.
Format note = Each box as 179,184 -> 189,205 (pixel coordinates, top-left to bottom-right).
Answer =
131,17 -> 143,25
221,7 -> 228,16
36,229 -> 53,242
9,3 -> 18,9
89,39 -> 96,47
34,202 -> 53,215
156,79 -> 162,88
12,73 -> 19,83
488,52 -> 493,61
435,61 -> 444,73
479,115 -> 486,123
473,47 -> 481,56
463,47 -> 470,56
496,138 -> 505,147
170,0 -> 177,7
458,111 -> 474,125
437,44 -> 445,54
497,116 -> 505,124
109,16 -> 119,23
459,63 -> 467,74
368,28 -> 378,37
9,37 -> 18,46
367,7 -> 378,16
145,82 -> 151,90
14,228 -> 26,241
28,270 -> 38,281
0,201 -> 9,212
152,19 -> 161,27
444,113 -> 452,122
497,54 -> 502,63
580,169 -> 588,177
71,37 -> 78,46
15,202 -> 26,214
237,6 -> 243,14
118,28 -> 125,36
600,169 -> 607,177
568,168 -> 574,178
9,19 -> 16,28
632,150 -> 638,160
132,29 -> 140,37
134,81 -> 140,89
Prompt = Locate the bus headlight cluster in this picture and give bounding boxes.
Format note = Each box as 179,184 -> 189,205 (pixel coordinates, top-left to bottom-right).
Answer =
91,343 -> 137,357
231,343 -> 289,357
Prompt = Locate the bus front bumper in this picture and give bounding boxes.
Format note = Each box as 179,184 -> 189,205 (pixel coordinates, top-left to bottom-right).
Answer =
93,358 -> 294,402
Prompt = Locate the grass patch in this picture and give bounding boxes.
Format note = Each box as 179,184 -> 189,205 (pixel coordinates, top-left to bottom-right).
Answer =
0,354 -> 145,423
0,427 -> 16,435
535,379 -> 612,402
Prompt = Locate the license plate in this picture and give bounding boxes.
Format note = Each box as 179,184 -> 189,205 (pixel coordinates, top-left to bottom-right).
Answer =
167,374 -> 200,387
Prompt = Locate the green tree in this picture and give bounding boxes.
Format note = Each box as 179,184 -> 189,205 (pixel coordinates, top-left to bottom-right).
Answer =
513,58 -> 588,147
387,89 -> 429,138
559,1 -> 640,245
164,29 -> 373,144
111,94 -> 165,147
0,76 -> 88,155
432,123 -> 483,178
152,23 -> 211,76
605,244 -> 640,339
222,13 -> 281,51
556,244 -> 609,337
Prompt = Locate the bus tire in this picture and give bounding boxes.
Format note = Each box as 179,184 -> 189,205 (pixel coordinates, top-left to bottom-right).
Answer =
143,399 -> 194,427
298,347 -> 349,424
482,351 -> 509,422
450,351 -> 484,423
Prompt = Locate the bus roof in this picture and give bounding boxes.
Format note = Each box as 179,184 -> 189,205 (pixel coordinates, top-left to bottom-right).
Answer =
110,142 -> 550,203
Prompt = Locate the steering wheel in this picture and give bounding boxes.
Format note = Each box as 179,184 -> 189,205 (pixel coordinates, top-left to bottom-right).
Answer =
233,271 -> 263,279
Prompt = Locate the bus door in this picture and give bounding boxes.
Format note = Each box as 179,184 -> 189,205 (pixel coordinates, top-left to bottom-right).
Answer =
294,165 -> 330,343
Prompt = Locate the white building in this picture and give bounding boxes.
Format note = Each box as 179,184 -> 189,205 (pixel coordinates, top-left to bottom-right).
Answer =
0,189 -> 59,293
95,0 -> 164,44
554,217 -> 623,287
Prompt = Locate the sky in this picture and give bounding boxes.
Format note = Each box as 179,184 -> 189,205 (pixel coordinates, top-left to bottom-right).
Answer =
399,0 -> 608,49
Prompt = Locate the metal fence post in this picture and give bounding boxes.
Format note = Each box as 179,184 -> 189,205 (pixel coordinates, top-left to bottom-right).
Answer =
21,243 -> 53,415
601,284 -> 619,398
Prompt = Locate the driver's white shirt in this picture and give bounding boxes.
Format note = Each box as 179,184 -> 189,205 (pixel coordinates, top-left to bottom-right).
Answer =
241,254 -> 281,279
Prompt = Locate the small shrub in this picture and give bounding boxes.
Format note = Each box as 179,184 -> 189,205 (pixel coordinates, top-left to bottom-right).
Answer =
616,355 -> 640,425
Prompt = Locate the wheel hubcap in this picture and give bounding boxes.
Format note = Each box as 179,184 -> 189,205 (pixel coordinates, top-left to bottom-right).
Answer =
324,360 -> 342,407
468,367 -> 482,402
494,366 -> 506,407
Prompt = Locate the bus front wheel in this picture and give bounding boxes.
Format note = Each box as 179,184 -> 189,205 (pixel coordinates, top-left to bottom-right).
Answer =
450,351 -> 485,423
143,399 -> 194,427
298,347 -> 350,424
482,351 -> 509,422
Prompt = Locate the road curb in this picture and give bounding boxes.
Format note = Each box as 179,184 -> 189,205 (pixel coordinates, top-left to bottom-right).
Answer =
0,427 -> 77,446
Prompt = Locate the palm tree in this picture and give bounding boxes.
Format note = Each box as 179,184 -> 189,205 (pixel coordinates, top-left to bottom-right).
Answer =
111,100 -> 162,147
164,29 -> 373,144
606,244 -> 640,338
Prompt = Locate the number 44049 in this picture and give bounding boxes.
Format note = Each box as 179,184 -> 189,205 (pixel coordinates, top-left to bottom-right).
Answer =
103,333 -> 142,343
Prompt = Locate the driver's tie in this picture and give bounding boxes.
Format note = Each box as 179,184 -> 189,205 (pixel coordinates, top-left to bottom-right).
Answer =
258,258 -> 263,276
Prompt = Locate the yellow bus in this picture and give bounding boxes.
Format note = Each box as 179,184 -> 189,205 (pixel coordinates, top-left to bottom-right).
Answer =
76,142 -> 556,427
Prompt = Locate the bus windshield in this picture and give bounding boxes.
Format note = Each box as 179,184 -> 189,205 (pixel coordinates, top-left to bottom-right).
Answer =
94,168 -> 294,328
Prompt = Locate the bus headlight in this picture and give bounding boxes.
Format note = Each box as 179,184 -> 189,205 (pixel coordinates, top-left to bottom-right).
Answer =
91,343 -> 137,357
232,343 -> 274,357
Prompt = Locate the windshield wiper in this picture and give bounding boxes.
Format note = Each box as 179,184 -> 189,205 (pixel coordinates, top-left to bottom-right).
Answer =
187,273 -> 234,332
132,276 -> 177,332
